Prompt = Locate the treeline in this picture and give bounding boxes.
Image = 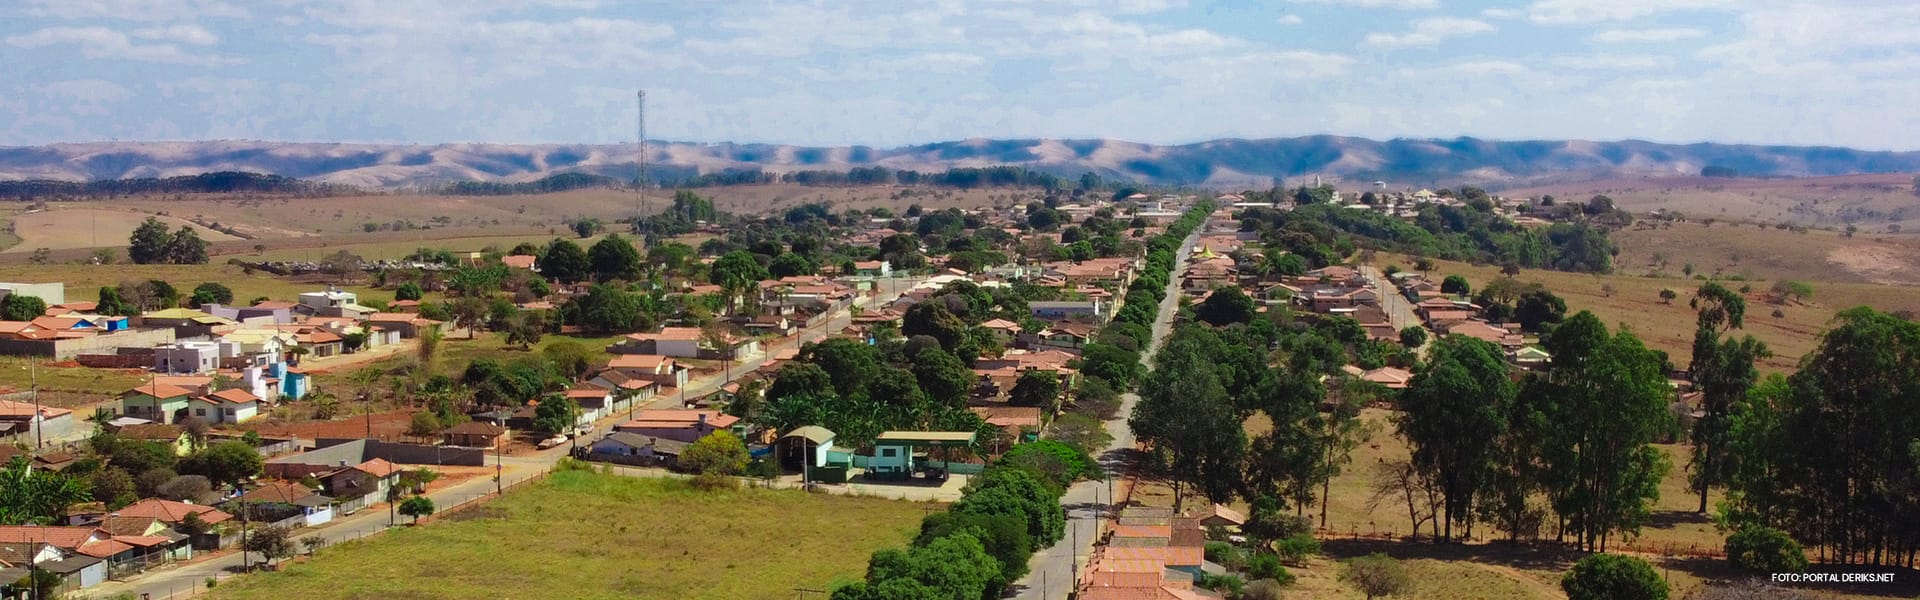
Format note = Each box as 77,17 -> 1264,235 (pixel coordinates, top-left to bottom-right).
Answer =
0,171 -> 325,200
1076,202 -> 1213,392
833,462 -> 1076,600
1243,203 -> 1616,274
437,172 -> 617,196
667,165 -> 1068,190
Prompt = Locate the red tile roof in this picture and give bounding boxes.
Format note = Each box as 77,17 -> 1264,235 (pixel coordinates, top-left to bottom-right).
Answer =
113,498 -> 233,525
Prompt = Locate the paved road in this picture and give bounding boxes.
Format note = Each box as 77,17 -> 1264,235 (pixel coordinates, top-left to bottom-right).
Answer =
1007,224 -> 1202,600
1360,265 -> 1419,332
90,275 -> 928,600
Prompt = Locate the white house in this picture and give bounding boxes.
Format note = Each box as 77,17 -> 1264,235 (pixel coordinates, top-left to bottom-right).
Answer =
153,341 -> 231,375
188,389 -> 261,424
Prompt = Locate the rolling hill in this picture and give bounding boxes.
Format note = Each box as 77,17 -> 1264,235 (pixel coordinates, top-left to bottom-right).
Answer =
2,136 -> 1918,190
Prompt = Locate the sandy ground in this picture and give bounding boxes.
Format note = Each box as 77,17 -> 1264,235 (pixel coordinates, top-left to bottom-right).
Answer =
6,207 -> 241,252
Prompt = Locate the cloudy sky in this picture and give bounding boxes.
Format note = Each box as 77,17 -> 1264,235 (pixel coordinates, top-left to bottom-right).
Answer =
3,0 -> 1917,149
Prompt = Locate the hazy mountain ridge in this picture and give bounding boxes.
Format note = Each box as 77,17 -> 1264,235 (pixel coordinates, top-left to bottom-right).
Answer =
3,136 -> 1918,190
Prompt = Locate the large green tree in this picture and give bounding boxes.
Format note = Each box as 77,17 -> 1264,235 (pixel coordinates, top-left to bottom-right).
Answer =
1687,282 -> 1766,513
1396,334 -> 1512,541
127,217 -> 174,265
1131,325 -> 1247,511
587,234 -> 644,282
0,457 -> 91,525
1533,312 -> 1672,551
537,238 -> 591,284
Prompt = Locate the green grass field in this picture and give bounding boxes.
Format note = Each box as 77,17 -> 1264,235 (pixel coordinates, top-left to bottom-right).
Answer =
209,471 -> 933,600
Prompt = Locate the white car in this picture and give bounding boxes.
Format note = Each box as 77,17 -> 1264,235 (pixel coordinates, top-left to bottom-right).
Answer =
537,435 -> 568,449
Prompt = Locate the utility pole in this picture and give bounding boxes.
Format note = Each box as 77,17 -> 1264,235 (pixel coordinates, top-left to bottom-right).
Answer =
30,359 -> 41,449
237,484 -> 250,571
636,89 -> 648,244
495,437 -> 503,494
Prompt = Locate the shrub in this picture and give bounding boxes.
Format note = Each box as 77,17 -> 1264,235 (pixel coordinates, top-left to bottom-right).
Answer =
1724,525 -> 1808,574
1342,553 -> 1411,600
1245,552 -> 1294,584
1204,541 -> 1245,569
1275,533 -> 1320,565
1194,573 -> 1244,595
1241,579 -> 1287,600
1561,553 -> 1667,600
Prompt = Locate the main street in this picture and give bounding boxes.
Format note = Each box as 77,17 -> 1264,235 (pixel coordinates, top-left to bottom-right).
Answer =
1008,223 -> 1203,599
89,274 -> 926,599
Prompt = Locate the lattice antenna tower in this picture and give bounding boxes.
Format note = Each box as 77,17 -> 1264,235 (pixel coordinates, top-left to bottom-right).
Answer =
645,87 -> 652,242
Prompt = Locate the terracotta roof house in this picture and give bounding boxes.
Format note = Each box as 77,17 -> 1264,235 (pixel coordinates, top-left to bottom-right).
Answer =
442,421 -> 508,449
111,499 -> 232,527
612,409 -> 741,444
501,255 -> 538,270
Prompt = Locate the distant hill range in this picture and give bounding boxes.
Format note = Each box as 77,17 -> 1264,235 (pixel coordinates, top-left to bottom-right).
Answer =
2,137 -> 1918,191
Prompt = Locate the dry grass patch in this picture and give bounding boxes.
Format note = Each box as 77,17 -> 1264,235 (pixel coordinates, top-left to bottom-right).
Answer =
209,470 -> 934,600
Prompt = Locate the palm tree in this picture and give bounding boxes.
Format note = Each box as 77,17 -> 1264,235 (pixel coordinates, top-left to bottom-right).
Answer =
0,458 -> 90,525
307,391 -> 341,420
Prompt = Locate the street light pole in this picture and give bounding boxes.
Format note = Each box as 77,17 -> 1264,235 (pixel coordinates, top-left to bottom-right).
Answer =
30,359 -> 42,449
236,484 -> 251,571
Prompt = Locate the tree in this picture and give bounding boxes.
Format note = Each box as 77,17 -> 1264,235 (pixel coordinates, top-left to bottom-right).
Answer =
128,217 -> 174,264
1195,286 -> 1256,326
449,296 -> 487,339
1512,288 -> 1566,331
710,250 -> 770,308
914,511 -> 1031,591
1533,312 -> 1671,551
955,468 -> 1066,546
1130,325 -> 1247,511
1688,282 -> 1766,513
398,496 -> 435,523
1560,554 -> 1667,600
1008,371 -> 1061,413
165,225 -> 209,264
1724,525 -> 1808,573
407,411 -> 443,437
834,532 -> 1000,600
1046,413 -> 1112,454
394,282 -> 424,301
177,441 -> 264,488
189,282 -> 234,308
1721,308 -> 1920,565
536,238 -> 590,284
1658,288 -> 1677,304
245,525 -> 297,567
588,234 -> 643,282
94,286 -> 136,317
1079,343 -> 1142,390
902,302 -> 971,358
1440,275 -> 1471,296
300,535 -> 327,556
1396,334 -> 1512,541
88,467 -> 137,509
1341,553 -> 1411,600
0,294 -> 46,321
909,346 -> 973,407
568,284 -> 647,335
571,217 -> 600,238
1070,377 -> 1123,419
1770,280 -> 1813,304
769,252 -> 815,278
532,395 -> 581,434
503,311 -> 544,350
1398,326 -> 1427,349
0,458 -> 90,525
681,431 -> 750,488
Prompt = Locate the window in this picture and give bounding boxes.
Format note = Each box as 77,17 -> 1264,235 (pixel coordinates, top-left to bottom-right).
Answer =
196,409 -> 207,416
880,448 -> 897,458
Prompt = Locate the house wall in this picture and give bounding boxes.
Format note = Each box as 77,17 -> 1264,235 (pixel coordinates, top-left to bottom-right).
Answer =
0,328 -> 177,359
77,560 -> 106,589
154,346 -> 217,374
657,339 -> 700,358
0,282 -> 66,305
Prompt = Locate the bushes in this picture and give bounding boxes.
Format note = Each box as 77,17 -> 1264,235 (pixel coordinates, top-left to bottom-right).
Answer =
1341,553 -> 1412,600
1274,533 -> 1320,565
1561,554 -> 1667,600
1245,552 -> 1294,584
1724,525 -> 1808,574
1194,573 -> 1244,595
842,466 -> 1067,599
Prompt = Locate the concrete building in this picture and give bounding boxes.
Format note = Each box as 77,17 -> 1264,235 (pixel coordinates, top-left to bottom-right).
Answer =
0,282 -> 65,306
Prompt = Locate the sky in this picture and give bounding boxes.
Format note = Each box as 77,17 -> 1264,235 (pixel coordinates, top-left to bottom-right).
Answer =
3,0 -> 1918,150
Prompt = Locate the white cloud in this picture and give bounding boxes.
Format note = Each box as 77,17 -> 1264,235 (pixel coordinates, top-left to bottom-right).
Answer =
1275,14 -> 1303,25
1588,28 -> 1706,43
23,0 -> 247,21
133,24 -> 219,46
6,26 -> 239,65
30,79 -> 131,102
1480,8 -> 1522,19
1364,17 -> 1495,48
1550,54 -> 1673,70
1525,0 -> 1733,25
1399,60 -> 1529,78
1287,0 -> 1437,9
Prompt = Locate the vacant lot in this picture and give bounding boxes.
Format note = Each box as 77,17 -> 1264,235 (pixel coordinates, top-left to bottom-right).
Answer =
210,471 -> 933,600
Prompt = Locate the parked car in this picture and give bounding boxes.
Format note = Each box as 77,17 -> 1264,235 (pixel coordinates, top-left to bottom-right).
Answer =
537,435 -> 568,449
